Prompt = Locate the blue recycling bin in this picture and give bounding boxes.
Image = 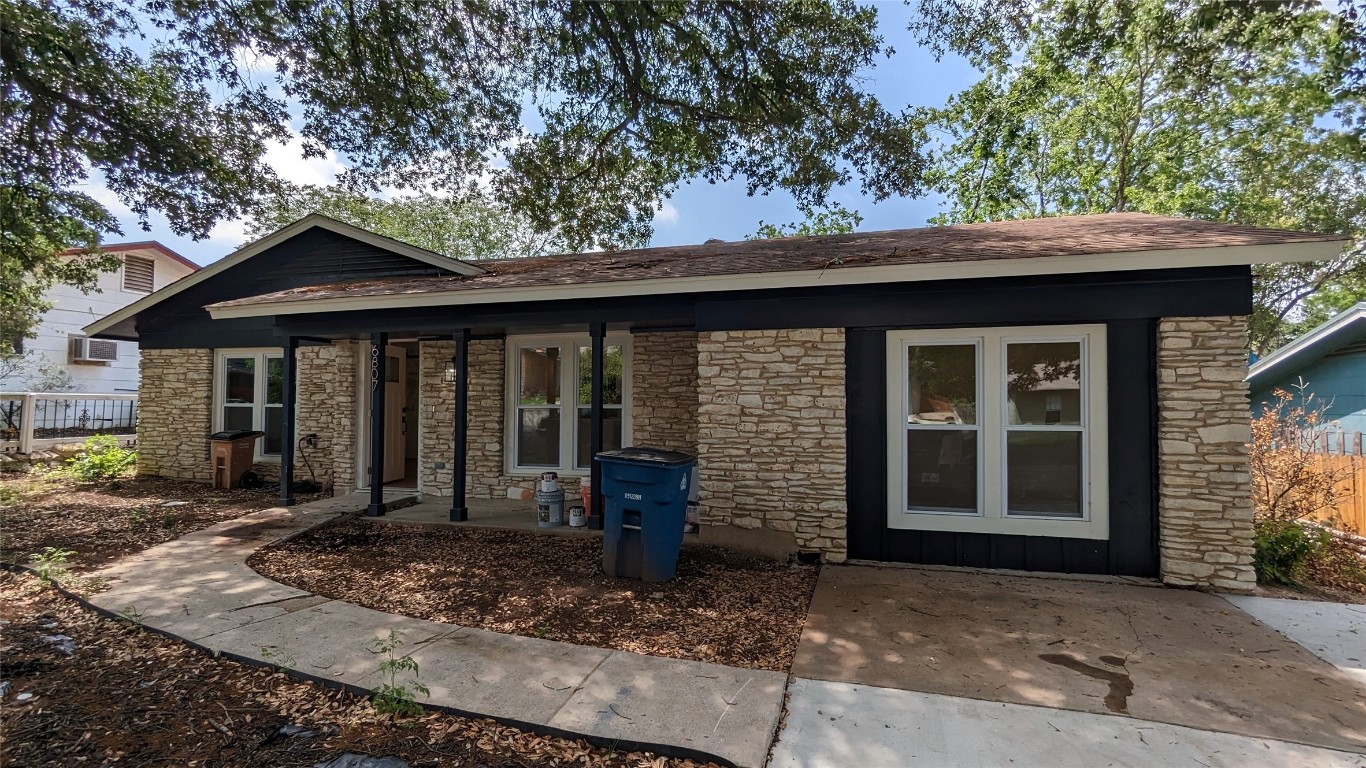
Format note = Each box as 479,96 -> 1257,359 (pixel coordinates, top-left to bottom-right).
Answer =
596,447 -> 696,582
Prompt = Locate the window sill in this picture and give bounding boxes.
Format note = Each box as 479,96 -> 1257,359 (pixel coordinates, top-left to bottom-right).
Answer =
888,510 -> 1109,540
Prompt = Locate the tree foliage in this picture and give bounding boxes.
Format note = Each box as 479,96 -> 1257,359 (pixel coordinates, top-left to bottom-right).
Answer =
748,203 -> 864,239
3,0 -> 929,347
911,0 -> 1366,354
247,187 -> 570,261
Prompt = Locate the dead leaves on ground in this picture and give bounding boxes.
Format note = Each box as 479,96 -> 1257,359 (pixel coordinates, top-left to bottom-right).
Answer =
0,572 -> 719,768
251,519 -> 820,671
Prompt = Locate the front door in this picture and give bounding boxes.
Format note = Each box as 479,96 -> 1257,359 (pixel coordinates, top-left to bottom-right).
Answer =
383,345 -> 407,483
362,343 -> 408,485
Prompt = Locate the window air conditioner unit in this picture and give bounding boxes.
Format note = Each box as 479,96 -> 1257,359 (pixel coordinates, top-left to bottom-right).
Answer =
70,336 -> 119,363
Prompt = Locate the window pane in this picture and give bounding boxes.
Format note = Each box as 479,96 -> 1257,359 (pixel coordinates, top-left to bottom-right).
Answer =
1006,341 -> 1082,425
266,357 -> 284,404
906,429 -> 977,513
263,405 -> 283,455
1006,432 -> 1083,518
576,407 -> 623,468
517,407 -> 560,466
223,405 -> 253,432
577,346 -> 623,405
225,357 -> 255,404
906,344 -> 976,425
519,347 -> 561,405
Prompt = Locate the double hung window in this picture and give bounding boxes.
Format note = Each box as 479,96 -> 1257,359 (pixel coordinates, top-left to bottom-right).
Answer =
887,326 -> 1108,539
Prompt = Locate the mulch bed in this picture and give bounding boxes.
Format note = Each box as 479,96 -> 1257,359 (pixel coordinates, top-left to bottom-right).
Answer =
0,571 -> 718,768
251,519 -> 819,671
0,473 -> 322,571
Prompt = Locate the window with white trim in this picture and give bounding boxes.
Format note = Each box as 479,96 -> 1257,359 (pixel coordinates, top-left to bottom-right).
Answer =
213,349 -> 284,459
886,325 -> 1108,539
508,334 -> 630,474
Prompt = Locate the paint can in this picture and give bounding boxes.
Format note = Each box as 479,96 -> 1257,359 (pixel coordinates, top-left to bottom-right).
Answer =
539,472 -> 560,493
567,505 -> 586,528
536,488 -> 565,528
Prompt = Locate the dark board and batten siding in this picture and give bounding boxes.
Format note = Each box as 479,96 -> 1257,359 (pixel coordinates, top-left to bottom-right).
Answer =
847,322 -> 1160,577
136,228 -> 453,348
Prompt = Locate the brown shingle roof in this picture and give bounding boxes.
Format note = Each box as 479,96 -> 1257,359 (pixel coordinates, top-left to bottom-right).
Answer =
208,213 -> 1343,310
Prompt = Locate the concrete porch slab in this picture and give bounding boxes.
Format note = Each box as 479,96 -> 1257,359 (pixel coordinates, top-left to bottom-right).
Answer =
377,497 -> 603,538
772,678 -> 1366,768
793,564 -> 1366,753
1224,594 -> 1366,687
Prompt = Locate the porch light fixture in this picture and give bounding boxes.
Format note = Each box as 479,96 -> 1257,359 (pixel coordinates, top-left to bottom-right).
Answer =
444,360 -> 458,383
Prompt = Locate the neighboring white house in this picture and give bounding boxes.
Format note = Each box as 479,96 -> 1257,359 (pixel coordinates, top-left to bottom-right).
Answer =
3,242 -> 199,393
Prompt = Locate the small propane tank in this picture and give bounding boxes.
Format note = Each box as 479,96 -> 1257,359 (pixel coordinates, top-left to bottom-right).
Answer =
536,487 -> 565,527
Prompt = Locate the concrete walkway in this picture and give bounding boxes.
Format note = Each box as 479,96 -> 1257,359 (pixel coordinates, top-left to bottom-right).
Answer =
87,495 -> 785,768
1225,594 -> 1366,687
771,679 -> 1366,768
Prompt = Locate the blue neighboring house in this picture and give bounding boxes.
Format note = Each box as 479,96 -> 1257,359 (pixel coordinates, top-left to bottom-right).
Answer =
1248,302 -> 1366,437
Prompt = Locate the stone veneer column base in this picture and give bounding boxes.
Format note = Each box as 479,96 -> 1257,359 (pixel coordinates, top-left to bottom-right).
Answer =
696,329 -> 847,562
1157,316 -> 1256,592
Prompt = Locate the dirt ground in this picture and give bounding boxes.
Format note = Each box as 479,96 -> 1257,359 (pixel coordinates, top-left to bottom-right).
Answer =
250,517 -> 819,671
793,565 -> 1366,753
0,472 -> 321,571
0,571 -> 719,768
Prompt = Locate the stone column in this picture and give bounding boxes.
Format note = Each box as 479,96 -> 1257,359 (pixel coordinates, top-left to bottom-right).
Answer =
1157,316 -> 1256,591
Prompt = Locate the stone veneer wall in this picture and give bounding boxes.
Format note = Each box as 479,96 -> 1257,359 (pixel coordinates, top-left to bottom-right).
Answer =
1157,316 -> 1256,592
136,348 -> 213,481
695,329 -> 847,562
294,342 -> 359,492
631,331 -> 699,454
420,339 -> 536,500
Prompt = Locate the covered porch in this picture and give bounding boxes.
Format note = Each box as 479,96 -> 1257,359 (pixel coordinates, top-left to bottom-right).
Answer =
268,315 -> 698,527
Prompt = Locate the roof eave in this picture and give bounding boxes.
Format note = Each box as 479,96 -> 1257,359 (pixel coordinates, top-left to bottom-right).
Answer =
1247,302 -> 1366,388
205,238 -> 1347,321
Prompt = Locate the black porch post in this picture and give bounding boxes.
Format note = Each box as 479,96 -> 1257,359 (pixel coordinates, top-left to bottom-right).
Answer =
366,331 -> 388,517
449,328 -> 471,522
279,335 -> 299,507
589,322 -> 606,521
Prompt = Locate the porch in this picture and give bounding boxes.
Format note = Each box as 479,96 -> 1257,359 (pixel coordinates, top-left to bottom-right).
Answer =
372,496 -> 605,537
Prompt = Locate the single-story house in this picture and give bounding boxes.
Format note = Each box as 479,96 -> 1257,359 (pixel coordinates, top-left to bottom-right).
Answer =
1248,301 -> 1366,446
83,212 -> 1349,591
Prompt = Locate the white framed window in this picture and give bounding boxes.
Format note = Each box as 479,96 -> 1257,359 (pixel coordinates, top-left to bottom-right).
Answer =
506,333 -> 631,474
212,348 -> 284,461
122,255 -> 155,293
885,325 -> 1108,539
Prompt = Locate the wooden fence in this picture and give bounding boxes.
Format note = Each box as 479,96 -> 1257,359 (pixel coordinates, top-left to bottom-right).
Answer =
1310,448 -> 1366,534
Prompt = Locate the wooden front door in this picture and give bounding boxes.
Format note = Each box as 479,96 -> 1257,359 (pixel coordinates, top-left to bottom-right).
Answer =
382,345 -> 407,483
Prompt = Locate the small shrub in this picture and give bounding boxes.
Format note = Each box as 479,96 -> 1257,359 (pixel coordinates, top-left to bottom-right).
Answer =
1252,521 -> 1323,585
370,630 -> 429,717
1250,386 -> 1358,588
66,435 -> 136,483
29,547 -> 77,584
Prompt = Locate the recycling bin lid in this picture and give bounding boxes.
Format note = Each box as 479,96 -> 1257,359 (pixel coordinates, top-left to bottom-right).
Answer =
208,430 -> 265,441
595,447 -> 695,466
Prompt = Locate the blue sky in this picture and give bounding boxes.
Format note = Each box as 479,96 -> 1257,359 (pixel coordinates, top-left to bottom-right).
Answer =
97,2 -> 980,266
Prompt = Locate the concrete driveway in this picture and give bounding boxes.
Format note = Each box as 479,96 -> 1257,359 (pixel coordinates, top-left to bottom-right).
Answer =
783,565 -> 1366,757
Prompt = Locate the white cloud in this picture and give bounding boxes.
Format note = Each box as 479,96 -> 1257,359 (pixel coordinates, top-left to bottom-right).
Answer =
263,125 -> 348,187
654,200 -> 680,226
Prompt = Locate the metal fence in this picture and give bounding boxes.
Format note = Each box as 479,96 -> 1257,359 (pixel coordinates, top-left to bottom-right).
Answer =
0,392 -> 138,454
